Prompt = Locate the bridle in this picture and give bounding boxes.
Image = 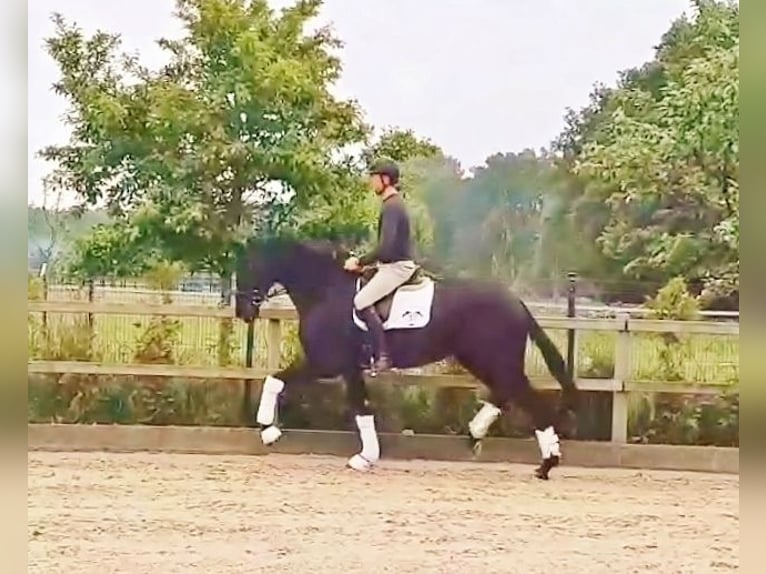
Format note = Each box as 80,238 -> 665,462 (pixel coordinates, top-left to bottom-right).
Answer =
234,283 -> 288,308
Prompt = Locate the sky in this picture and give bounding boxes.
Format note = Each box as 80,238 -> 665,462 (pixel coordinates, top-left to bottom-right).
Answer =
27,0 -> 694,207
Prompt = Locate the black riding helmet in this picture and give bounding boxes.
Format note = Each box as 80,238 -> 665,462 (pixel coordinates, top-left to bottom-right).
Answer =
368,158 -> 400,186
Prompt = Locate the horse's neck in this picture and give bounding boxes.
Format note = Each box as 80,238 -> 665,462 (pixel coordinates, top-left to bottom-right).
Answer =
278,259 -> 350,316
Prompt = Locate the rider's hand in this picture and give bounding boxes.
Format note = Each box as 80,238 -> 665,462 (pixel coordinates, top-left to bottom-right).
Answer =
343,256 -> 361,272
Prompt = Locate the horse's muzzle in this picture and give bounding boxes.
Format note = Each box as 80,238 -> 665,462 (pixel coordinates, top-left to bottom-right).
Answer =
235,296 -> 262,324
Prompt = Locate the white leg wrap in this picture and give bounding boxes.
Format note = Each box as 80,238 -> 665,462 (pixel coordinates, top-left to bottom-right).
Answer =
348,414 -> 380,471
468,402 -> 502,440
535,426 -> 561,459
256,376 -> 285,427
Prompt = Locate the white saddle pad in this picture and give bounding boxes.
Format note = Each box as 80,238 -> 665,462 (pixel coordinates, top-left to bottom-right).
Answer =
352,278 -> 435,331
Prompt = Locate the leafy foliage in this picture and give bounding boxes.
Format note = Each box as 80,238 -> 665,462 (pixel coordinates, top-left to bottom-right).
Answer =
569,0 -> 739,299
645,277 -> 701,321
362,127 -> 442,166
41,0 -> 370,277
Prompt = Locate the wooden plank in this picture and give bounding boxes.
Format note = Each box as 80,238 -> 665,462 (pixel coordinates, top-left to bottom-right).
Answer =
625,381 -> 739,395
266,319 -> 282,371
257,306 -> 301,321
536,316 -> 625,331
611,313 -> 631,444
627,318 -> 739,336
28,300 -> 233,318
27,423 -> 740,474
28,361 -> 270,381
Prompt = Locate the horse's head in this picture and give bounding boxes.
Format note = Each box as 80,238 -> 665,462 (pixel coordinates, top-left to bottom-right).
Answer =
234,236 -> 349,322
234,238 -> 286,323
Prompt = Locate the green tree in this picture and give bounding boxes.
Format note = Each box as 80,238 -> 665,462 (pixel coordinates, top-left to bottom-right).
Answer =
543,0 -> 738,303
398,154 -> 465,268
40,0 -> 370,280
362,127 -> 442,166
446,150 -> 555,287
28,198 -> 111,277
575,0 -> 738,298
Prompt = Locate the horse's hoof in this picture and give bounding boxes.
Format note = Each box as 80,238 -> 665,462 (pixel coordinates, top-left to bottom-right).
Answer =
260,425 -> 282,446
534,455 -> 560,480
347,454 -> 374,472
534,465 -> 550,480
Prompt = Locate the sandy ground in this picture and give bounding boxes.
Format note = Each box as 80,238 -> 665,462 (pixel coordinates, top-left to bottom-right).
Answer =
28,451 -> 739,574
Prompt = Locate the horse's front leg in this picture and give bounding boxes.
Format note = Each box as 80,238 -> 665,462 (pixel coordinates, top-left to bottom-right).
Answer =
343,368 -> 380,472
256,359 -> 315,446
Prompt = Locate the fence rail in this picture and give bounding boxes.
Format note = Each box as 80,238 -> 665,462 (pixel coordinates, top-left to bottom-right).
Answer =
37,284 -> 740,319
27,299 -> 739,445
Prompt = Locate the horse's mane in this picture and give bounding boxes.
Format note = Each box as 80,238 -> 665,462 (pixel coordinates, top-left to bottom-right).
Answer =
243,235 -> 346,271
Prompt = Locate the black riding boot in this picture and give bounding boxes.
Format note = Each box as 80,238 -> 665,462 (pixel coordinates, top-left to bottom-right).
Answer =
359,307 -> 392,373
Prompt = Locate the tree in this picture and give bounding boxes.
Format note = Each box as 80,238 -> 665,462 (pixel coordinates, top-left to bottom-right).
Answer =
446,150 -> 554,286
40,0 -> 370,280
362,127 -> 442,167
28,183 -> 69,275
27,198 -> 111,277
540,0 -> 738,303
398,154 -> 465,268
574,0 -> 738,298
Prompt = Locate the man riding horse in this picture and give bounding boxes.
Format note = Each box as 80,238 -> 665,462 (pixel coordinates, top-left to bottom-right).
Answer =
343,158 -> 419,373
234,158 -> 581,479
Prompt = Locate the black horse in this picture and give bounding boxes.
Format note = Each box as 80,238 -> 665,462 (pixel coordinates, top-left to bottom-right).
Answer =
234,237 -> 580,480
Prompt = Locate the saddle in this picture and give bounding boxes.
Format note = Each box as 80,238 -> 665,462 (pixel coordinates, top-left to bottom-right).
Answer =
354,266 -> 435,330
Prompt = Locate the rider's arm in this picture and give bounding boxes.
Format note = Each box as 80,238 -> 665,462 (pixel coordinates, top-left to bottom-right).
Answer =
358,202 -> 399,266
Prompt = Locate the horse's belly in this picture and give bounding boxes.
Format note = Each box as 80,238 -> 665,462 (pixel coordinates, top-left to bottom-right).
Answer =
387,329 -> 446,369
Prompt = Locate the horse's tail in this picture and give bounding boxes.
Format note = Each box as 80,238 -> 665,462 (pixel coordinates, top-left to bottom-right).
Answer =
521,301 -> 580,413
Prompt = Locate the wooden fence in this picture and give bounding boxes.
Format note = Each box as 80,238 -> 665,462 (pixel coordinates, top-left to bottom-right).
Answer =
27,300 -> 739,445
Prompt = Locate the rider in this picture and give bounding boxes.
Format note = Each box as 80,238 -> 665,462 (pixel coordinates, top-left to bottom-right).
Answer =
344,158 -> 419,373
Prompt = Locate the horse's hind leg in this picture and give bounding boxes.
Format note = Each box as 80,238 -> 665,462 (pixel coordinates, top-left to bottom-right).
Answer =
456,354 -> 507,450
457,341 -> 563,480
508,376 -> 562,480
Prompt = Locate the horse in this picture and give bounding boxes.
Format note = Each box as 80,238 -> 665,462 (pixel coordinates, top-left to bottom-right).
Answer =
234,237 -> 581,480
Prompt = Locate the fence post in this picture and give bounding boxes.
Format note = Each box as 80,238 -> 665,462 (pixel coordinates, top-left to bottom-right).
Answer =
566,272 -> 577,379
40,264 -> 48,332
267,318 -> 282,372
611,313 -> 631,443
87,279 -> 95,329
242,321 -> 255,425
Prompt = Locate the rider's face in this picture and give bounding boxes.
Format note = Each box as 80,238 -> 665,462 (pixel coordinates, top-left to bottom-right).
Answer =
369,174 -> 386,194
